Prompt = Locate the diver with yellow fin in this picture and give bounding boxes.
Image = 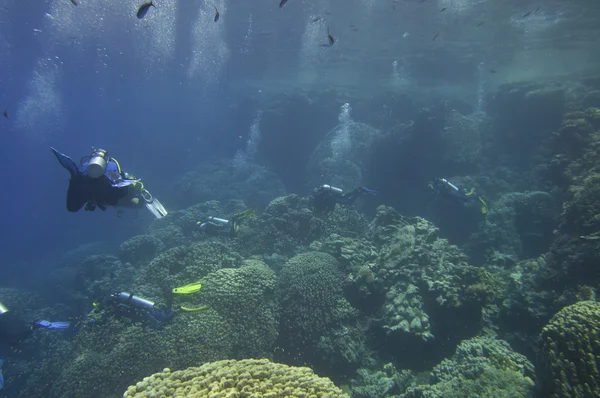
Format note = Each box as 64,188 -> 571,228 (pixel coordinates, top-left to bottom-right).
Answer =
429,177 -> 488,214
51,147 -> 168,219
196,209 -> 255,237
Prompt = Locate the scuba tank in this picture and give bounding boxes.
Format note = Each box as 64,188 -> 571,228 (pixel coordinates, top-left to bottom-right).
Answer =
115,292 -> 155,310
85,148 -> 110,178
440,178 -> 460,192
320,184 -> 344,196
206,216 -> 229,225
197,216 -> 229,230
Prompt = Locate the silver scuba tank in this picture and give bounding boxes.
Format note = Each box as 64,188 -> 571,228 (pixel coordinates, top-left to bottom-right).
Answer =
207,216 -> 229,225
320,184 -> 344,196
116,292 -> 155,310
86,148 -> 109,178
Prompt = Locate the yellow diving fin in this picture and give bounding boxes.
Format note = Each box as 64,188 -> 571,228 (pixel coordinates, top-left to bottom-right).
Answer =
478,196 -> 488,215
235,208 -> 256,220
465,188 -> 476,196
172,282 -> 202,294
180,305 -> 210,312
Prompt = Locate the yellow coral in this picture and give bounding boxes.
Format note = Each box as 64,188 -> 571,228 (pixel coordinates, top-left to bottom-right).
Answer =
123,358 -> 349,398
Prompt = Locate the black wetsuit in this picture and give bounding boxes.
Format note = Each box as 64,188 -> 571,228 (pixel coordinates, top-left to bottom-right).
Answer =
67,174 -> 127,212
67,175 -> 144,212
0,312 -> 34,347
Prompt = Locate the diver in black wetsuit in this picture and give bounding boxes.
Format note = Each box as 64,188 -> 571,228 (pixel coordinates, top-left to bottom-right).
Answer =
0,303 -> 70,346
428,177 -> 488,214
310,184 -> 379,213
0,302 -> 70,390
51,147 -> 168,218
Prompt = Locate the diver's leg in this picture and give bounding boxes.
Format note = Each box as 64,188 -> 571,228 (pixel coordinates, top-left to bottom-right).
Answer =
66,178 -> 87,212
339,190 -> 360,206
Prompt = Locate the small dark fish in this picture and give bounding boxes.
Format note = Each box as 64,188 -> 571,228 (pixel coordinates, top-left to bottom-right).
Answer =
440,7 -> 447,12
522,7 -> 539,18
489,69 -> 498,74
433,33 -> 439,41
279,0 -> 288,8
214,6 -> 219,22
311,17 -> 322,23
327,28 -> 335,46
476,21 -> 484,27
70,0 -> 78,5
419,0 -> 426,3
136,1 -> 155,19
2,109 -> 7,119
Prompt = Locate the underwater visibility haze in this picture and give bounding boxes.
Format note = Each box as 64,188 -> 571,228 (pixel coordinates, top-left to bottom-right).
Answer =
1,0 -> 600,396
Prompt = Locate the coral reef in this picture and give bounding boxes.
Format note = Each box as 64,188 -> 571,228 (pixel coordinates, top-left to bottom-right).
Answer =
276,251 -> 359,364
119,235 -> 165,265
537,301 -> 600,398
350,363 -> 416,398
402,336 -> 534,398
123,358 -> 349,397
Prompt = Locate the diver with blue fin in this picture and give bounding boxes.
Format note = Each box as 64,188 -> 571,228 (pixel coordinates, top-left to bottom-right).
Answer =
197,209 -> 256,237
0,302 -> 70,390
428,177 -> 488,214
311,184 -> 379,213
51,147 -> 168,219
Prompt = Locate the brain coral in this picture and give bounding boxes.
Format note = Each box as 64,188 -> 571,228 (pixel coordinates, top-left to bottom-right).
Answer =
123,358 -> 349,397
537,300 -> 600,398
277,252 -> 357,349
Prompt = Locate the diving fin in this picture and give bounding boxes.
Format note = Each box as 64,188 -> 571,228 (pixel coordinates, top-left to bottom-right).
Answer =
478,196 -> 488,214
233,208 -> 256,221
51,147 -> 80,177
180,305 -> 210,312
145,197 -> 168,219
172,282 -> 202,294
361,187 -> 379,195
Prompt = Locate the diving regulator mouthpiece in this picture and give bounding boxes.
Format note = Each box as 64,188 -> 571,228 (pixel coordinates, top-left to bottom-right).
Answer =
86,148 -> 109,178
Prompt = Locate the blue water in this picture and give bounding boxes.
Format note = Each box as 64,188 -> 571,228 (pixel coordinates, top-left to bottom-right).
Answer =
0,1 -> 599,394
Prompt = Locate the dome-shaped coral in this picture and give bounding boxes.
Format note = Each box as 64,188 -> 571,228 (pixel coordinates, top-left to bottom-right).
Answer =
537,301 -> 600,397
123,358 -> 349,397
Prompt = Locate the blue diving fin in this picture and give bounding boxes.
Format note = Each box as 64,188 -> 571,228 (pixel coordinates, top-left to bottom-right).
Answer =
361,187 -> 379,195
0,358 -> 4,390
51,147 -> 80,177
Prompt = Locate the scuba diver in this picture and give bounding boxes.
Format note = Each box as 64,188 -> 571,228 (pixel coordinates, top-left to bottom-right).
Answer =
428,177 -> 488,214
0,302 -> 70,390
310,184 -> 379,213
0,302 -> 70,345
51,147 -> 168,219
196,209 -> 256,238
93,292 -> 174,328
